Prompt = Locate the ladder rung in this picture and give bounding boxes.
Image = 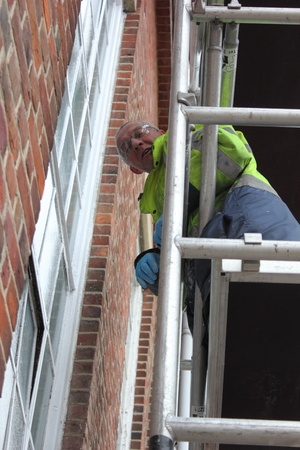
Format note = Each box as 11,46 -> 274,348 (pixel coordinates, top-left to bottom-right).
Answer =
176,237 -> 300,261
192,6 -> 300,25
182,106 -> 300,128
168,416 -> 300,446
223,259 -> 300,284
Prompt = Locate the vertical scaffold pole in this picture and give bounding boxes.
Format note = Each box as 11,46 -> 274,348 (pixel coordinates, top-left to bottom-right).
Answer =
149,0 -> 191,448
190,18 -> 224,450
221,22 -> 239,108
200,21 -> 223,230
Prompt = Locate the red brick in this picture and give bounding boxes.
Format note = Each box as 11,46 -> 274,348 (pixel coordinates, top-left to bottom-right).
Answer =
5,153 -> 17,205
0,2 -> 12,52
47,34 -> 62,106
17,104 -> 29,150
77,333 -> 98,347
70,373 -> 93,390
43,0 -> 52,32
0,294 -> 12,360
1,65 -> 21,162
18,224 -> 30,268
39,129 -> 50,173
30,175 -> 41,223
11,7 -> 31,109
1,253 -> 10,292
40,20 -> 51,74
26,0 -> 42,70
17,159 -> 35,241
0,342 -> 6,394
61,435 -> 84,449
0,159 -> 6,211
6,279 -> 19,330
38,74 -> 53,149
0,105 -> 8,156
28,108 -> 45,196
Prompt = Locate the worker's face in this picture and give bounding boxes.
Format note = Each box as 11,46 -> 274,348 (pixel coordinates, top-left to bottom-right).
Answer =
116,121 -> 163,173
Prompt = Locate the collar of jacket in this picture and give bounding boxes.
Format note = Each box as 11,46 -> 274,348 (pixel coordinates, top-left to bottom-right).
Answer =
151,132 -> 168,170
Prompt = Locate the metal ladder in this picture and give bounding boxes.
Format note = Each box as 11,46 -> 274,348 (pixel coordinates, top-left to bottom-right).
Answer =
149,1 -> 300,449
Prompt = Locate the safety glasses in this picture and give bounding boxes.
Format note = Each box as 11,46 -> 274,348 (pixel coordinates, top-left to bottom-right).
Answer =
119,124 -> 157,159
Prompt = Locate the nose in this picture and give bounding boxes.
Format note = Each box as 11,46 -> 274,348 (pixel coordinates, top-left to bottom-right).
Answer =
130,137 -> 144,151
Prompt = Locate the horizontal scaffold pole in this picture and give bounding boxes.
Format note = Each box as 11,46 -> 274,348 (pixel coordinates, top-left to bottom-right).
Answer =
175,237 -> 300,261
167,416 -> 300,446
182,106 -> 300,127
192,6 -> 300,25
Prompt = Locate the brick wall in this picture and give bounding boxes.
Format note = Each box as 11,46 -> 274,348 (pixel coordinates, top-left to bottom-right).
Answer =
0,0 -> 81,394
62,1 -> 172,449
129,5 -> 172,449
130,293 -> 158,449
156,1 -> 172,131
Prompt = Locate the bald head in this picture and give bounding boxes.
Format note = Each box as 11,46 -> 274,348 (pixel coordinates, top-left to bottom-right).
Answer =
115,121 -> 163,174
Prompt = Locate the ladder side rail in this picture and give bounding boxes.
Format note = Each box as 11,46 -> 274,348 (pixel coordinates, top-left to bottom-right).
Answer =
189,21 -> 206,96
183,106 -> 300,127
220,22 -> 239,108
200,17 -> 240,450
193,6 -> 300,25
190,284 -> 207,419
205,262 -> 229,408
199,21 -> 223,231
196,18 -> 224,450
149,0 -> 192,448
189,19 -> 224,450
189,9 -> 241,449
204,259 -> 229,450
188,22 -> 210,444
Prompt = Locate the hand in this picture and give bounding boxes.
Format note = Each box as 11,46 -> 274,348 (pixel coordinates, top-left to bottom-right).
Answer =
135,252 -> 160,288
153,215 -> 163,247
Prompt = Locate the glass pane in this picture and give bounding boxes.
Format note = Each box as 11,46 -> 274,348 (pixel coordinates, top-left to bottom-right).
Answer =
78,113 -> 91,187
38,196 -> 63,314
31,340 -> 53,449
67,28 -> 82,97
0,360 -> 15,449
106,0 -> 114,23
32,171 -> 55,260
66,176 -> 81,256
12,289 -> 26,366
49,258 -> 68,361
89,63 -> 100,134
72,59 -> 86,146
8,390 -> 25,450
54,94 -> 70,161
83,3 -> 94,68
28,438 -> 34,450
98,13 -> 108,83
18,298 -> 36,408
91,0 -> 102,24
59,119 -> 76,205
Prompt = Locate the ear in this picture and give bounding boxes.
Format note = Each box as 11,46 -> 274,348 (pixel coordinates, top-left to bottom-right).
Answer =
130,167 -> 143,175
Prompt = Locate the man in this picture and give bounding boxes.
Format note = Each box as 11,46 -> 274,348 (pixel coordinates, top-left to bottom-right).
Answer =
116,120 -> 300,333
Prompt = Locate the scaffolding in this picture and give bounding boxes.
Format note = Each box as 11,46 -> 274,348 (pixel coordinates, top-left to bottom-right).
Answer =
149,1 -> 300,449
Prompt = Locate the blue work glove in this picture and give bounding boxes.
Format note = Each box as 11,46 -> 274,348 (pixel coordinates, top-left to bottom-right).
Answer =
135,251 -> 160,288
153,215 -> 163,248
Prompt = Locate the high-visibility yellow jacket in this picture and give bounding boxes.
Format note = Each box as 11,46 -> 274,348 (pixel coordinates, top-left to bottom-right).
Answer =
139,125 -> 274,230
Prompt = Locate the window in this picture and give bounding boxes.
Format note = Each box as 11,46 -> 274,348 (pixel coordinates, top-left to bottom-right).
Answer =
0,1 -> 124,448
